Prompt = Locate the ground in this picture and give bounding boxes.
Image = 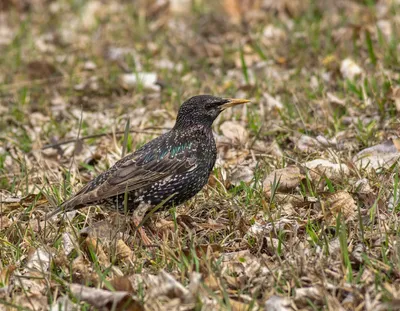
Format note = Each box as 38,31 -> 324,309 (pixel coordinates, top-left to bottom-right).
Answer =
1,0 -> 400,310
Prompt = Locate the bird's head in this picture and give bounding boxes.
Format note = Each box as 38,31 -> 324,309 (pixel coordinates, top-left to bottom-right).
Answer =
174,95 -> 250,128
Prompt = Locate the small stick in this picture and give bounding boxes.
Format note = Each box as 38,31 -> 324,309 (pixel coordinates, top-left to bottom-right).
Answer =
41,127 -> 170,150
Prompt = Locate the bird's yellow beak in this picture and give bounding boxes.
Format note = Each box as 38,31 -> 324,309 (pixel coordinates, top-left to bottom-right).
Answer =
220,98 -> 251,109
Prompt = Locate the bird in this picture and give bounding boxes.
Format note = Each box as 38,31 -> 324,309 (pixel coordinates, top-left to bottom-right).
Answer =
46,95 -> 250,244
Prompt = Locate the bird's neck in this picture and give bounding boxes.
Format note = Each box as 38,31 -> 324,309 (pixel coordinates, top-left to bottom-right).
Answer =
174,114 -> 214,129
173,122 -> 213,134
172,124 -> 215,147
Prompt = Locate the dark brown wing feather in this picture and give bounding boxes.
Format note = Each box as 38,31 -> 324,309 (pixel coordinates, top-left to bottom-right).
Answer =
82,154 -> 195,203
46,133 -> 197,219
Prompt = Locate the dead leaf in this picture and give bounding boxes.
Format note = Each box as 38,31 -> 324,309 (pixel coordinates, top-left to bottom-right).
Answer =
146,270 -> 192,302
0,193 -> 48,214
187,272 -> 202,298
182,244 -> 222,259
221,0 -> 261,23
264,295 -> 293,311
70,283 -> 143,311
230,298 -> 253,311
353,140 -> 400,171
263,166 -> 304,193
83,60 -> 97,71
50,296 -> 79,311
354,178 -> 372,193
26,247 -> 52,273
391,87 -> 400,112
220,121 -> 249,145
14,292 -> 48,311
0,265 -> 16,288
26,60 -> 60,80
323,191 -> 357,225
295,286 -> 324,305
80,1 -> 103,29
80,220 -> 119,240
169,0 -> 192,15
204,274 -> 220,291
295,135 -> 319,152
0,216 -> 11,230
221,250 -> 269,284
62,232 -> 76,257
351,243 -> 364,263
262,92 -> 283,110
263,25 -> 286,43
119,72 -> 160,92
304,159 -> 350,182
110,276 -> 134,292
327,92 -> 345,106
377,20 -> 392,39
229,165 -> 254,186
220,148 -> 250,165
340,58 -> 363,80
71,256 -> 99,285
249,218 -> 299,237
116,239 -> 135,263
83,237 -> 110,266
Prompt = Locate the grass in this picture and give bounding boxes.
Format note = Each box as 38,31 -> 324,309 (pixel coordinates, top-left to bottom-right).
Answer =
1,0 -> 400,310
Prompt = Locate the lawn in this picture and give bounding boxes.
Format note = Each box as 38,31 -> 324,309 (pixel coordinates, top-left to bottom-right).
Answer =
1,0 -> 400,310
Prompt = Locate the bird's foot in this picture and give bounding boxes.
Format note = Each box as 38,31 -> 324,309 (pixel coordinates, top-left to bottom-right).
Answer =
132,217 -> 155,247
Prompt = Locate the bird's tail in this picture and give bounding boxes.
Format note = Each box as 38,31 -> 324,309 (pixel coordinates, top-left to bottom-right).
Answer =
45,205 -> 64,220
45,197 -> 82,221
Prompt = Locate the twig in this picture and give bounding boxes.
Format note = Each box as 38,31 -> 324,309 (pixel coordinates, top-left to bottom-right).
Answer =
41,128 -> 169,150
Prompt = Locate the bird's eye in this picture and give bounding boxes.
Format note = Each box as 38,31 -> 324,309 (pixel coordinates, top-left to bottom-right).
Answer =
205,102 -> 215,110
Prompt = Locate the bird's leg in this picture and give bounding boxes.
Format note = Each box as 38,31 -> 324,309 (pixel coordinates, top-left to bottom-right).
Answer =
132,203 -> 153,246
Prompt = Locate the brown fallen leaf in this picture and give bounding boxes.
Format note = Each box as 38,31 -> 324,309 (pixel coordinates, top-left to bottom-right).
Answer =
62,232 -> 76,257
0,215 -> 12,230
264,295 -> 293,311
295,286 -> 324,306
83,237 -> 110,266
182,244 -> 222,259
221,0 -> 262,23
220,121 -> 249,145
323,191 -> 357,226
71,256 -> 99,285
14,292 -> 48,311
391,87 -> 400,112
26,60 -> 61,80
263,166 -> 304,193
230,298 -> 253,311
229,165 -> 254,186
110,276 -> 134,292
80,219 -> 123,241
197,222 -> 227,231
26,247 -> 52,273
0,265 -> 16,288
304,159 -> 350,186
353,140 -> 400,171
119,72 -> 160,92
146,270 -> 193,303
0,192 -> 48,214
340,58 -> 363,80
70,283 -> 143,311
116,239 -> 135,263
50,296 -> 79,311
204,274 -> 220,291
295,135 -> 319,153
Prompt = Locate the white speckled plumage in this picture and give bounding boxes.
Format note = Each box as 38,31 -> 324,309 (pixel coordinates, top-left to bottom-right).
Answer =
46,95 -> 249,219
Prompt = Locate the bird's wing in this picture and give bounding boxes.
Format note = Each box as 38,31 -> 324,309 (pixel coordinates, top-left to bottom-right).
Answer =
56,136 -> 197,213
97,152 -> 196,198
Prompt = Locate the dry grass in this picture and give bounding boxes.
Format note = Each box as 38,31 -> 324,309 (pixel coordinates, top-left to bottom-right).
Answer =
1,0 -> 400,310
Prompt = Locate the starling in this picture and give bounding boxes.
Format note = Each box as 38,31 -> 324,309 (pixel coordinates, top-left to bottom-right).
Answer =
47,95 -> 250,243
